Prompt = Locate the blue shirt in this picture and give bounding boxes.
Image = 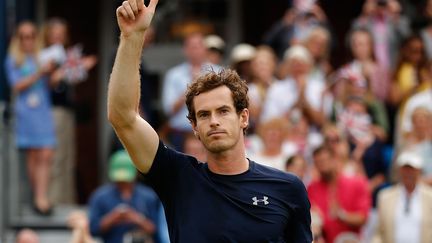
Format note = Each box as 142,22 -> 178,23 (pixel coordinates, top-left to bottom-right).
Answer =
145,141 -> 312,243
88,183 -> 168,243
4,55 -> 56,148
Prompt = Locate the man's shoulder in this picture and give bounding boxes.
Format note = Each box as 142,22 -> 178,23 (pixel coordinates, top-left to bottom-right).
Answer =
89,184 -> 117,202
378,184 -> 399,200
252,161 -> 304,186
419,184 -> 432,198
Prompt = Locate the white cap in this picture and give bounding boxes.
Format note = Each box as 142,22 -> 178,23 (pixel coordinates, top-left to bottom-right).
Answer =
397,151 -> 423,169
204,35 -> 225,51
230,43 -> 256,64
283,45 -> 313,64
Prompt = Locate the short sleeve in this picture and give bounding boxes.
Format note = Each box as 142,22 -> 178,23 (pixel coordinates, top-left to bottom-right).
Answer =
144,140 -> 198,203
286,177 -> 313,242
4,56 -> 21,87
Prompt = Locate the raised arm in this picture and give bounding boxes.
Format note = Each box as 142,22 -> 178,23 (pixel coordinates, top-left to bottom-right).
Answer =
107,0 -> 159,173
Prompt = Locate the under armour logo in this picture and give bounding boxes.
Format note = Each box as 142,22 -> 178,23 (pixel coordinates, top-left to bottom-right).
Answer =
252,196 -> 269,205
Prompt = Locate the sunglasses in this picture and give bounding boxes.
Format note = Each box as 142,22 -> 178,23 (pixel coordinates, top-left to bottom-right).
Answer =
19,33 -> 36,40
325,136 -> 340,143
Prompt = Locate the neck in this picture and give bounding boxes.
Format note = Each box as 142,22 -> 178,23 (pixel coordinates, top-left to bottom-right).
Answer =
405,183 -> 417,195
321,171 -> 337,184
117,182 -> 134,200
263,145 -> 281,156
414,130 -> 428,141
206,139 -> 249,175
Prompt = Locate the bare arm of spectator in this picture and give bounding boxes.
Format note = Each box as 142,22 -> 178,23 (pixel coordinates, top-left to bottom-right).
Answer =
295,77 -> 326,127
8,61 -> 55,92
123,208 -> 156,234
107,0 -> 159,173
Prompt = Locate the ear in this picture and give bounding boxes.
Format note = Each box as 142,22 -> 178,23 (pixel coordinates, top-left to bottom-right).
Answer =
190,120 -> 199,137
240,108 -> 249,129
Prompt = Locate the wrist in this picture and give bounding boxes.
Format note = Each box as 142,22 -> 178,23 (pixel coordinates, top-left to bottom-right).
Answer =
337,208 -> 347,222
120,30 -> 146,39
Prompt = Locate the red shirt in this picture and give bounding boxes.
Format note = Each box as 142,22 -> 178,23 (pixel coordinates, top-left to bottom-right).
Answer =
307,175 -> 371,243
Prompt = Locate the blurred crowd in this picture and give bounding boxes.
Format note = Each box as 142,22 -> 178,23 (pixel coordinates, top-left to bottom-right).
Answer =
4,0 -> 432,242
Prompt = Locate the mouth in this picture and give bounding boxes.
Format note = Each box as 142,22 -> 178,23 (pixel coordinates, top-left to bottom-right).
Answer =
207,130 -> 226,137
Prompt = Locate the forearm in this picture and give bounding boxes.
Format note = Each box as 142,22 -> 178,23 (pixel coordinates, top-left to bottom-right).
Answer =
108,32 -> 145,128
99,213 -> 119,233
136,216 -> 156,234
337,209 -> 367,227
13,71 -> 43,92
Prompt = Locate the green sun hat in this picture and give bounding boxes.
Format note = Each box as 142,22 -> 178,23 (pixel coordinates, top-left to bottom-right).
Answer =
109,150 -> 137,182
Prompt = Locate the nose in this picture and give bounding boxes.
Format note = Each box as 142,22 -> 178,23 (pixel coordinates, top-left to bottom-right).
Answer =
209,113 -> 220,127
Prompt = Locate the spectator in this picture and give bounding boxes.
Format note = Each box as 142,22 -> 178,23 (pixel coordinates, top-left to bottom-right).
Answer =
397,107 -> 432,185
5,21 -> 56,215
399,86 -> 432,144
248,45 -> 278,131
332,66 -> 389,142
42,17 -> 97,205
308,146 -> 371,243
389,35 -> 431,108
283,110 -> 323,162
352,0 -> 411,72
204,34 -> 225,65
88,150 -> 168,243
263,1 -> 328,60
284,154 -> 308,182
183,132 -> 207,162
336,97 -> 388,200
68,210 -> 96,243
374,151 -> 432,243
343,27 -> 390,102
229,43 -> 256,83
302,25 -> 332,82
247,117 -> 290,171
262,45 -> 331,127
15,228 -> 39,243
322,123 -> 361,177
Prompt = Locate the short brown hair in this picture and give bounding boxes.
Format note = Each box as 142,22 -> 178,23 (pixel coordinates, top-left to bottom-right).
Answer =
185,69 -> 249,124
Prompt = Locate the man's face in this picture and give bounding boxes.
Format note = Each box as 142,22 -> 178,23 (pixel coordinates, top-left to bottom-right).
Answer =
313,150 -> 336,179
191,86 -> 248,154
399,166 -> 421,189
184,34 -> 207,65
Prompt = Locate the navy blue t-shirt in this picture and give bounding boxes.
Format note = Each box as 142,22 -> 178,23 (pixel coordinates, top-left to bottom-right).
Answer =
145,141 -> 312,243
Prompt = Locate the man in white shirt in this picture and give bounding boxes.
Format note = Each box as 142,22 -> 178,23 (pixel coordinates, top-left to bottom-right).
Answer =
375,151 -> 432,243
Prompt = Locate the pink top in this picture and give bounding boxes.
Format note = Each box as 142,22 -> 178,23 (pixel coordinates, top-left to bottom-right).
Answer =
307,175 -> 371,243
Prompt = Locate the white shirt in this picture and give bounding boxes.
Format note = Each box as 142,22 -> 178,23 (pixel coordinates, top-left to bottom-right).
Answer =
248,152 -> 289,172
395,186 -> 422,243
260,76 -> 332,123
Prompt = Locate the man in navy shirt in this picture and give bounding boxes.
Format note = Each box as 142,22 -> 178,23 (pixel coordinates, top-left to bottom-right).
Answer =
108,0 -> 312,242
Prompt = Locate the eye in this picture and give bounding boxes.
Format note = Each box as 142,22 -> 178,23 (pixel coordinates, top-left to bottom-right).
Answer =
220,109 -> 229,114
198,112 -> 209,119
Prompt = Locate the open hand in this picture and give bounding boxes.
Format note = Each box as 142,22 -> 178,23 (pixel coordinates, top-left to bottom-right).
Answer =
116,0 -> 159,37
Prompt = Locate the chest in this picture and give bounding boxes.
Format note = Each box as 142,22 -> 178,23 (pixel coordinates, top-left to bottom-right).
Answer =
167,176 -> 292,242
